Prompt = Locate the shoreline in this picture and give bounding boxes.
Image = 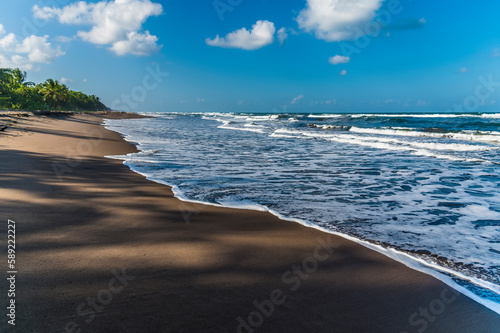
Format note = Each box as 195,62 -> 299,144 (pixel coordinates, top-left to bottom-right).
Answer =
105,115 -> 500,315
107,156 -> 500,314
1,112 -> 500,332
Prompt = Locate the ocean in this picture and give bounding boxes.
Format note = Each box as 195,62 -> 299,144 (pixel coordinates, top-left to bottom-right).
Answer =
105,112 -> 500,314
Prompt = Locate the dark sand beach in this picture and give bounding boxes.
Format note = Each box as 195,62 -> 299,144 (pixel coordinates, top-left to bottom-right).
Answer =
1,112 -> 499,332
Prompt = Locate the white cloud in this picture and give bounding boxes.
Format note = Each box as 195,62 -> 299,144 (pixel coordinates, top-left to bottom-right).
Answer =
16,35 -> 65,63
61,77 -> 73,83
291,95 -> 304,104
0,33 -> 18,51
493,48 -> 500,58
75,1 -> 162,45
0,24 -> 5,35
329,55 -> 350,65
277,27 -> 288,46
0,28 -> 64,70
460,67 -> 468,73
0,54 -> 30,70
206,20 -> 276,50
339,69 -> 347,75
33,0 -> 163,56
109,31 -> 161,56
296,0 -> 384,42
55,36 -> 74,43
83,78 -> 88,83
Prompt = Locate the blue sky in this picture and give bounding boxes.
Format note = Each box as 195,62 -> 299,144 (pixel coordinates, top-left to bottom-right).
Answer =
1,0 -> 500,113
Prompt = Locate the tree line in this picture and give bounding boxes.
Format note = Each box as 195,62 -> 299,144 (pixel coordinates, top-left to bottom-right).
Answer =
0,68 -> 108,111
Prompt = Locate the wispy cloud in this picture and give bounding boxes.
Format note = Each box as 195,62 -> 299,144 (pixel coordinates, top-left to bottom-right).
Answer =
339,69 -> 347,76
291,95 -> 304,104
277,27 -> 288,46
416,99 -> 431,106
55,36 -> 74,43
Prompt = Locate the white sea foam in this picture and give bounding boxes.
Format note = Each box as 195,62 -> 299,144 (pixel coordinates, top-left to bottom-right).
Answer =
308,114 -> 344,118
312,125 -> 497,151
350,113 -> 500,118
482,113 -> 500,119
272,129 -> 491,162
217,120 -> 267,133
350,127 -> 500,144
247,114 -> 279,121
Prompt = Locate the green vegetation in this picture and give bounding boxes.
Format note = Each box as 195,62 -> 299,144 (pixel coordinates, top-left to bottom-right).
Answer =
0,68 -> 108,111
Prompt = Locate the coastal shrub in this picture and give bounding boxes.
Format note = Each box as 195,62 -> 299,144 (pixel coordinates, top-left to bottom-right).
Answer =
0,68 -> 108,111
9,86 -> 47,111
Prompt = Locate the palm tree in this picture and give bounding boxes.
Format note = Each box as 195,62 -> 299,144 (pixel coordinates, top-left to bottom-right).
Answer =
11,68 -> 35,87
0,68 -> 13,94
39,79 -> 69,110
0,68 -> 12,80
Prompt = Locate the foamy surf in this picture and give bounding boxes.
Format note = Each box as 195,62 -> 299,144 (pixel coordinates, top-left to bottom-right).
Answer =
107,151 -> 500,316
104,112 -> 500,316
349,126 -> 500,144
